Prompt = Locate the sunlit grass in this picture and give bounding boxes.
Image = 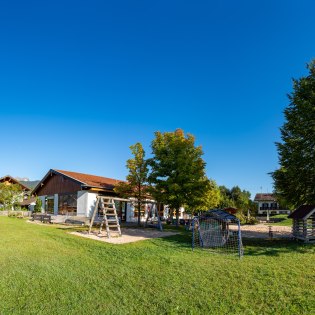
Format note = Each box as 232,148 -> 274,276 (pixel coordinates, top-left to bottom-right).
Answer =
0,217 -> 314,314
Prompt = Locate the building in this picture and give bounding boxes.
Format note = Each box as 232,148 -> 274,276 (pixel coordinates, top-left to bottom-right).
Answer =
254,193 -> 290,215
32,169 -> 178,223
0,175 -> 36,210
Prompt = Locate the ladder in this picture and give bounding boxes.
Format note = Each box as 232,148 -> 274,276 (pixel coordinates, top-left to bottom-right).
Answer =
89,196 -> 123,238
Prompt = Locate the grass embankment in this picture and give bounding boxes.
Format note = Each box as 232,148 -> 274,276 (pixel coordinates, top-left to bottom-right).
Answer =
0,217 -> 314,315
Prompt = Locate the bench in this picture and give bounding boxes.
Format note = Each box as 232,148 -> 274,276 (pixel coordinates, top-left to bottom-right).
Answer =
31,214 -> 52,223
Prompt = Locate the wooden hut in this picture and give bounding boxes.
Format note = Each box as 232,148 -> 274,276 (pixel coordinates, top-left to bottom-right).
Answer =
288,205 -> 315,242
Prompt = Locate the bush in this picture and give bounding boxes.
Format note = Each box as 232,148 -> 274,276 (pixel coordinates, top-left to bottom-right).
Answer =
33,198 -> 42,213
246,216 -> 258,225
235,212 -> 258,225
8,211 -> 24,218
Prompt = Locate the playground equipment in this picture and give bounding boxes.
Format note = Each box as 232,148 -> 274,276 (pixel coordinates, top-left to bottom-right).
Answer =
192,209 -> 243,258
145,202 -> 163,231
88,196 -> 129,238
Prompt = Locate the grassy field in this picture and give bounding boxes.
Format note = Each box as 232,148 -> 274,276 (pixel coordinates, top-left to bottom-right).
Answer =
0,217 -> 314,315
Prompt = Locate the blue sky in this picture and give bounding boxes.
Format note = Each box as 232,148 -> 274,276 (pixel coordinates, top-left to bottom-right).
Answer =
1,0 -> 314,199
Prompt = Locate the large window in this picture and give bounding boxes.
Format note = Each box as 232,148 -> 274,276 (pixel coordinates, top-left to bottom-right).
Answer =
46,196 -> 54,214
58,193 -> 77,215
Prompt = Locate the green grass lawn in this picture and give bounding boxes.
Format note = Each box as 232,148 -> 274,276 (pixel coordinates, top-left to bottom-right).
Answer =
269,214 -> 292,226
0,217 -> 314,315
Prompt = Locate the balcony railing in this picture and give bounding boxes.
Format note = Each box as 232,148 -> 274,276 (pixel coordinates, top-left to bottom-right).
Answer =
260,206 -> 281,210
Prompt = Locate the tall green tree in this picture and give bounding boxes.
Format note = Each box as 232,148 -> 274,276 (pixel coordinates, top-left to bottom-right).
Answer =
231,186 -> 251,212
148,129 -> 209,226
271,61 -> 315,206
0,183 -> 23,210
218,186 -> 235,209
188,178 -> 221,212
114,142 -> 149,226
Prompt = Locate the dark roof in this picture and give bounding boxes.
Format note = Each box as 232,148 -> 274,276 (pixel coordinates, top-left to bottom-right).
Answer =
254,193 -> 276,202
204,209 -> 239,222
288,205 -> 315,219
224,207 -> 238,214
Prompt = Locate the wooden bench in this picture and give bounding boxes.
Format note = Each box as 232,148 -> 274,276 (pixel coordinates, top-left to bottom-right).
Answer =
31,214 -> 52,223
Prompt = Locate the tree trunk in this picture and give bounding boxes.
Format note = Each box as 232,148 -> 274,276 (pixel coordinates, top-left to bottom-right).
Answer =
175,208 -> 180,227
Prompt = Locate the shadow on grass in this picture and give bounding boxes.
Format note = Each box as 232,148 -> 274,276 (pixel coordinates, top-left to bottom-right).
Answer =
243,238 -> 315,256
151,231 -> 315,257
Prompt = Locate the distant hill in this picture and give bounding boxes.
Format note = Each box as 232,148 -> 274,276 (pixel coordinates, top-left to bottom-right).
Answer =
19,180 -> 40,190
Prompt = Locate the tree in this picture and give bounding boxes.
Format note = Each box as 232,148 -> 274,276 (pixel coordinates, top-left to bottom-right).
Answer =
0,183 -> 23,210
271,61 -> 315,206
230,186 -> 251,212
33,197 -> 42,213
148,129 -> 209,226
218,186 -> 235,209
188,178 -> 220,212
114,142 -> 149,226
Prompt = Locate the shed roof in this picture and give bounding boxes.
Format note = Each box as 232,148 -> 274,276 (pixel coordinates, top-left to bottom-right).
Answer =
204,209 -> 239,222
288,205 -> 315,219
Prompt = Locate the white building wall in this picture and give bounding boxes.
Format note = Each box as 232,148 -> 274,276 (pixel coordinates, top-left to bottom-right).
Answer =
77,191 -> 88,216
77,191 -> 98,217
87,192 -> 98,217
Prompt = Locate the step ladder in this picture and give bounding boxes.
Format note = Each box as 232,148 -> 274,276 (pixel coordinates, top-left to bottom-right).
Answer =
89,196 -> 122,238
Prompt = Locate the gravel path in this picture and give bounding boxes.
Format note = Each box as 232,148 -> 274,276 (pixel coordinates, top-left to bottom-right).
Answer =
239,224 -> 292,239
71,228 -> 179,244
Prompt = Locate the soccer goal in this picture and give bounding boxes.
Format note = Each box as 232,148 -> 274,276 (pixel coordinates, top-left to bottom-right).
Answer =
192,210 -> 243,258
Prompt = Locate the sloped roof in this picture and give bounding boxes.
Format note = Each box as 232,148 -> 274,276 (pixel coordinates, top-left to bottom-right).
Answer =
288,205 -> 315,219
20,197 -> 36,206
0,175 -> 31,191
54,169 -> 123,189
254,193 -> 276,202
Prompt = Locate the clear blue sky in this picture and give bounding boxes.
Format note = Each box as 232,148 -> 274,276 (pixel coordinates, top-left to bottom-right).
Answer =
1,0 -> 314,199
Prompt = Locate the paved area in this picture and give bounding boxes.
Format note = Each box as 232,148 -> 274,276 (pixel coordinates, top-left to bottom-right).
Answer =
70,228 -> 179,244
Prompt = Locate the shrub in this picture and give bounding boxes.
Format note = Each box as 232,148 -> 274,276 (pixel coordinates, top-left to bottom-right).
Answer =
33,198 -> 42,213
235,212 -> 258,225
8,211 -> 24,218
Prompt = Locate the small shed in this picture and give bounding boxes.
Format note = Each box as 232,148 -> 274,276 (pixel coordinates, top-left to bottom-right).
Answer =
288,205 -> 315,242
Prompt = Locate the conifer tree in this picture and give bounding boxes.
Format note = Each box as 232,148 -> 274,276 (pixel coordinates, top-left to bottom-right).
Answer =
271,61 -> 315,206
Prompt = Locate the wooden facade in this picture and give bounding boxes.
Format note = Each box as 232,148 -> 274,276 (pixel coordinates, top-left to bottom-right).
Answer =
289,205 -> 315,243
34,171 -> 82,196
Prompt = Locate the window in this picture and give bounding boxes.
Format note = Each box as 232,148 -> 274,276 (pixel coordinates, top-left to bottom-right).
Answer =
58,193 -> 77,215
46,196 -> 54,214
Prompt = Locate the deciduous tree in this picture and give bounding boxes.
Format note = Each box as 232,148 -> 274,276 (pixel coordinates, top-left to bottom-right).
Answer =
0,183 -> 23,210
148,129 -> 209,226
114,143 -> 149,226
